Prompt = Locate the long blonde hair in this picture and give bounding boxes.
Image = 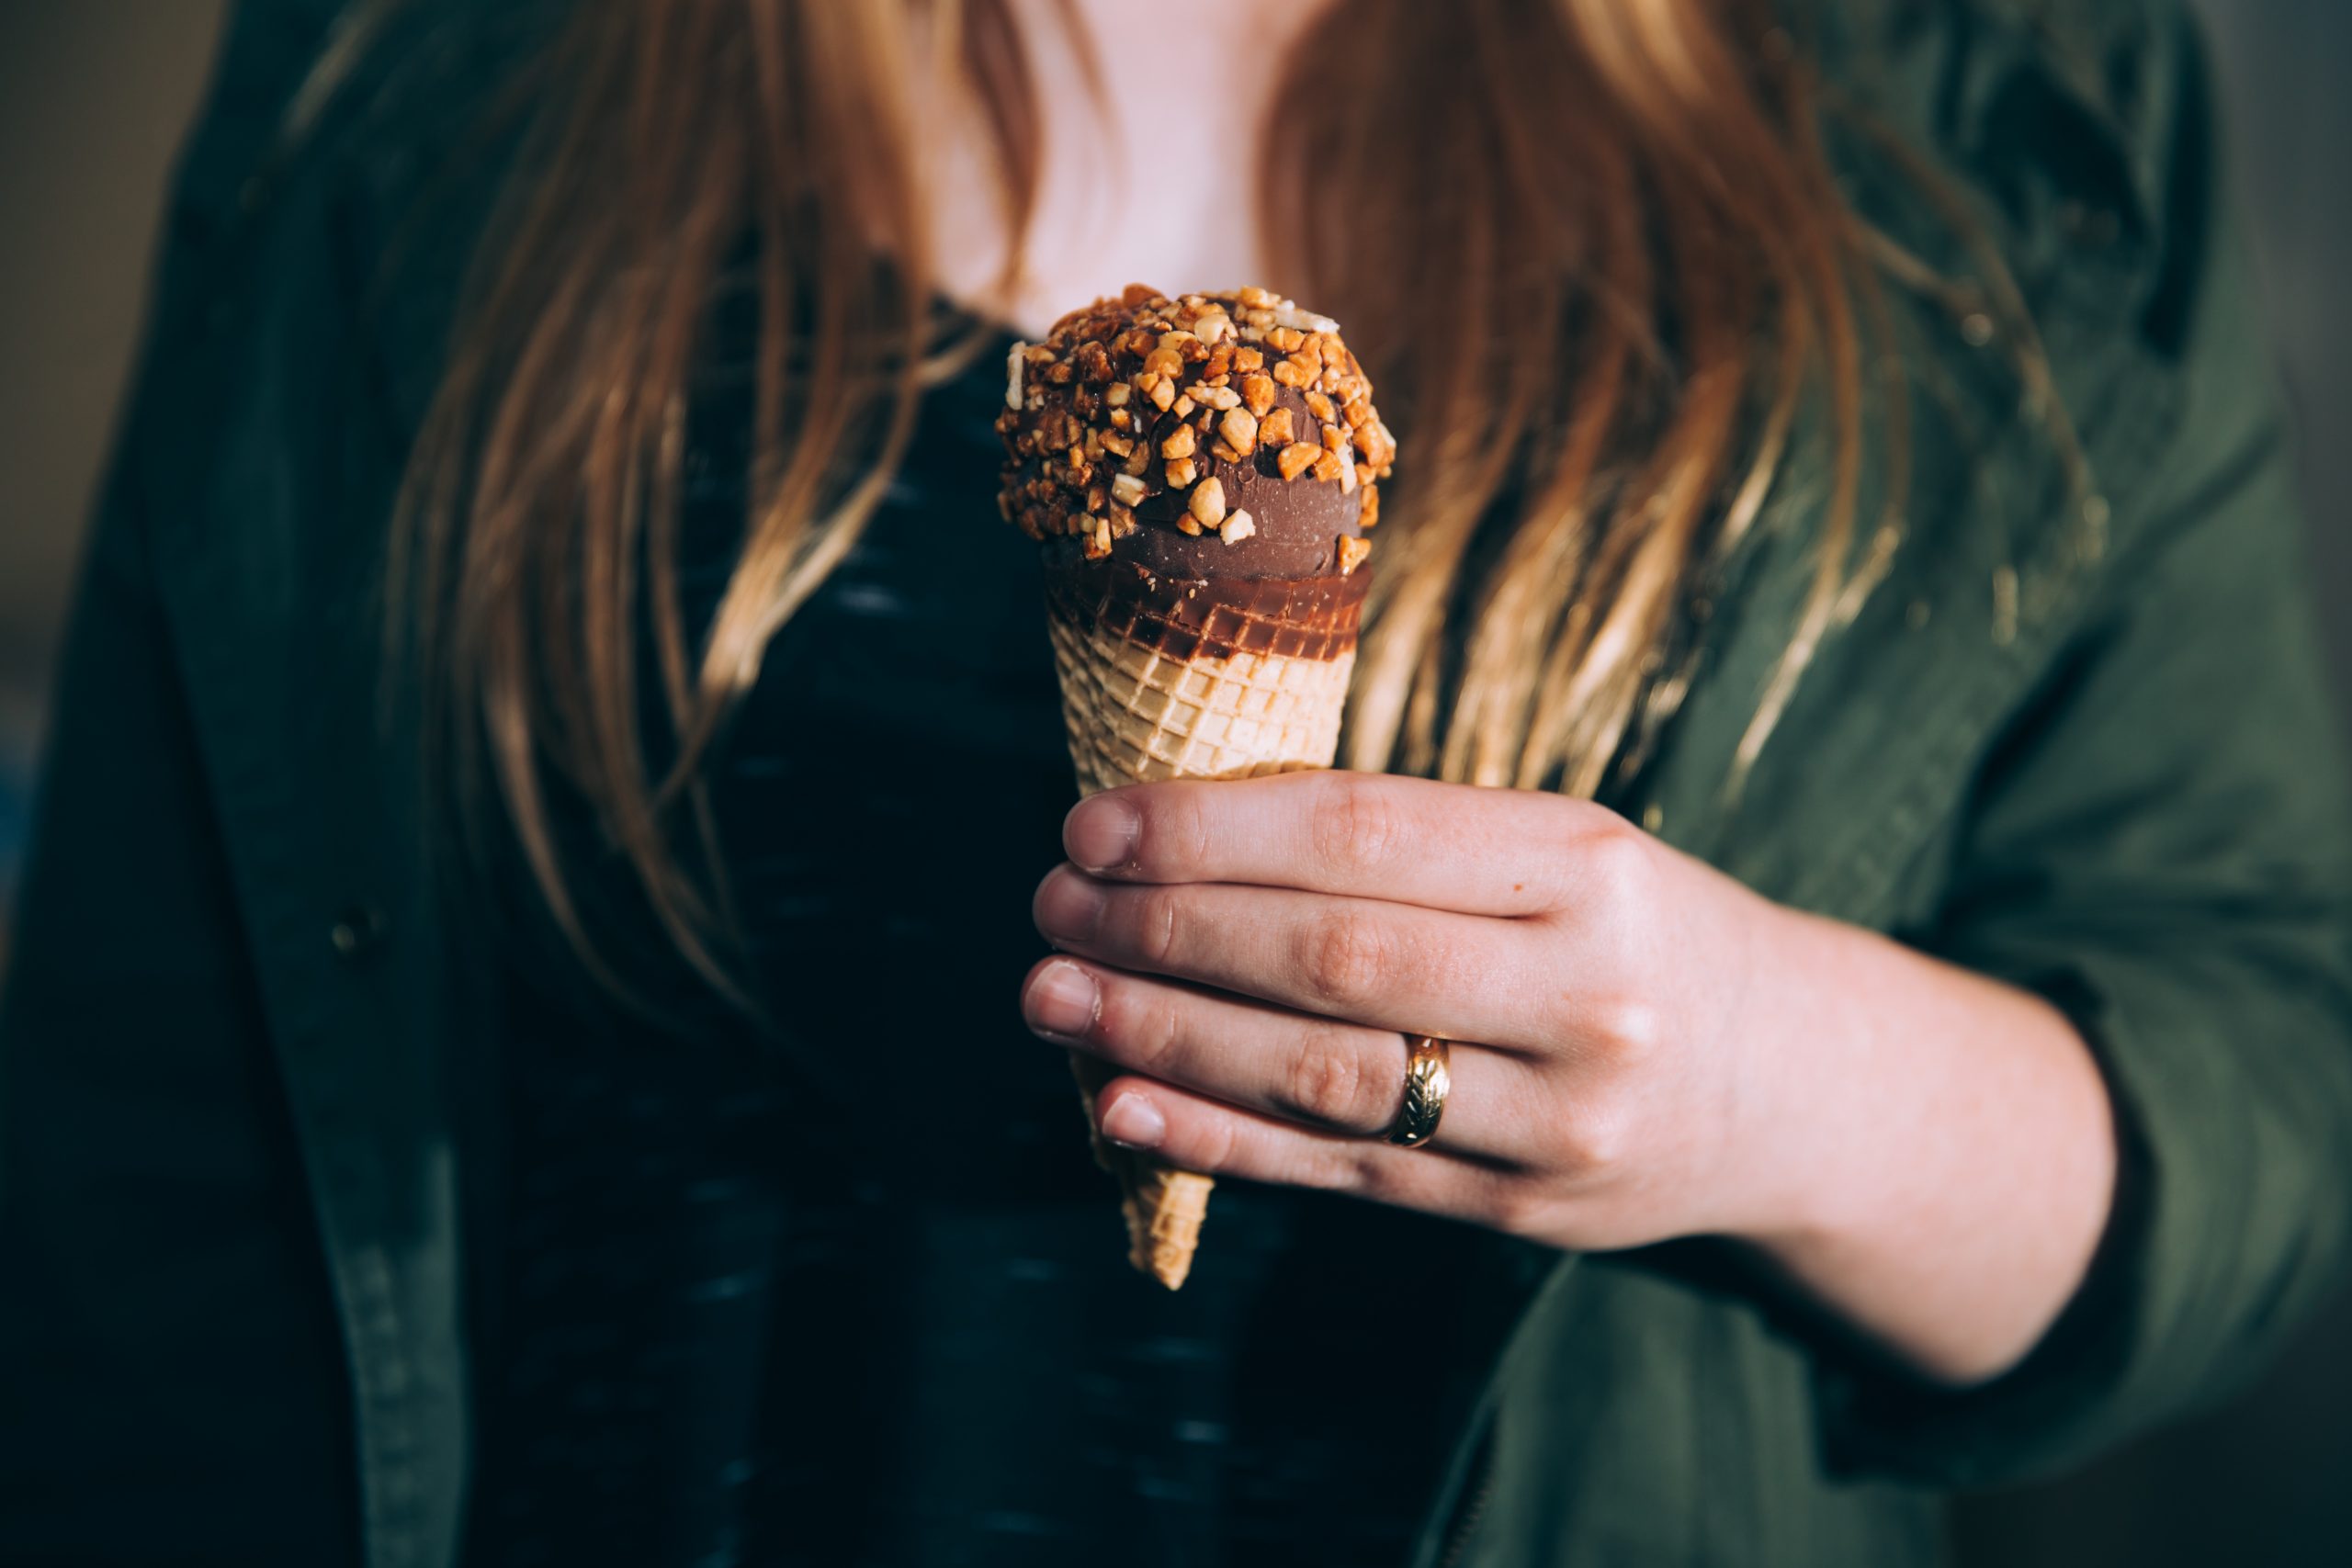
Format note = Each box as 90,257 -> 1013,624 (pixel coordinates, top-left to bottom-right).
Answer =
397,0 -> 1905,999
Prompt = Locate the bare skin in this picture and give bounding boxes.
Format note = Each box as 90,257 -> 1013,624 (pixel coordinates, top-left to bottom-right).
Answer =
923,0 -> 1330,335
1020,773 -> 2118,1388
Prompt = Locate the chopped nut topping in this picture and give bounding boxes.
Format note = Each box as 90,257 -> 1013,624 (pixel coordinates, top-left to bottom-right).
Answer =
1338,535 -> 1373,575
995,284 -> 1394,548
1176,514 -> 1203,536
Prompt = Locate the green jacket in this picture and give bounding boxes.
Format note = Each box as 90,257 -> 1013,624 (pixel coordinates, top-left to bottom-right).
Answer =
6,2 -> 2349,1564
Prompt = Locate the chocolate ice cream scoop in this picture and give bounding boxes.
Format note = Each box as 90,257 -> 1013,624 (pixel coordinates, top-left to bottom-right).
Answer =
996,284 -> 1394,581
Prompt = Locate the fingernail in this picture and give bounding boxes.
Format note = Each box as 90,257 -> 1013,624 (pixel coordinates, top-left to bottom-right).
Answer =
1024,960 -> 1098,1042
1102,1094 -> 1165,1150
1034,867 -> 1107,943
1066,795 -> 1139,873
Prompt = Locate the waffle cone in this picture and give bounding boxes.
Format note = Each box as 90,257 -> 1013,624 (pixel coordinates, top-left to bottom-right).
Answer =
1045,558 -> 1366,1288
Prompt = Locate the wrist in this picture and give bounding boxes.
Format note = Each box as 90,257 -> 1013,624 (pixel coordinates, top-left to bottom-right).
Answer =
1698,894 -> 1871,1247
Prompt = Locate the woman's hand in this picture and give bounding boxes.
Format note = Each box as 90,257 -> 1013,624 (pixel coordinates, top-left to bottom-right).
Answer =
1020,771 -> 2119,1385
1022,771 -> 1782,1251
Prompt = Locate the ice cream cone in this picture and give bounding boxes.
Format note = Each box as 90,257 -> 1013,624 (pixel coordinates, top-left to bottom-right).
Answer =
1045,559 -> 1370,1287
997,284 -> 1396,1289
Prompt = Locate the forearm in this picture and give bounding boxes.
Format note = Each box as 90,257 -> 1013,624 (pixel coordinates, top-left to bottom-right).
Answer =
1724,900 -> 2120,1387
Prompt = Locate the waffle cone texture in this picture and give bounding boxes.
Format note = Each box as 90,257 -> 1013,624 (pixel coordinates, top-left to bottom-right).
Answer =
1047,561 -> 1366,1288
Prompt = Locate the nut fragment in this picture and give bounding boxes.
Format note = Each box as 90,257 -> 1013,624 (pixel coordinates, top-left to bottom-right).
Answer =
1338,535 -> 1373,575
1259,407 -> 1295,448
1111,472 -> 1148,507
1147,378 -> 1177,412
1219,408 -> 1259,452
1105,382 -> 1130,407
1189,476 -> 1227,528
1276,442 -> 1322,481
1219,510 -> 1256,545
1239,373 -> 1276,416
1359,483 -> 1381,528
1175,514 -> 1203,536
1160,423 -> 1197,460
1165,456 -> 1197,489
1271,358 -> 1309,389
1306,389 -> 1335,422
1312,449 -> 1344,483
1268,326 -> 1306,353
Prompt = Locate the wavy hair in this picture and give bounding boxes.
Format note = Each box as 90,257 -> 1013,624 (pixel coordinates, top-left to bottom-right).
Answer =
392,0 -> 1932,1001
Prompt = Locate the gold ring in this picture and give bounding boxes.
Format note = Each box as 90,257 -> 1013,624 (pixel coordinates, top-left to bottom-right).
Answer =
1386,1033 -> 1452,1147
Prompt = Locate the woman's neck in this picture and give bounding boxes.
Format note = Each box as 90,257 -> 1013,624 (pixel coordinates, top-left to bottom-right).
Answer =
924,0 -> 1337,337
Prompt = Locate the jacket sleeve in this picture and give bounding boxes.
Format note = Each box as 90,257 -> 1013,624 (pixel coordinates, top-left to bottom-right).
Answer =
1815,26 -> 2352,1485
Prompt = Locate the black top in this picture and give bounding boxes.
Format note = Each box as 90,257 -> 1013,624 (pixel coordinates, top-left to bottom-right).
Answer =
458,333 -> 1485,1567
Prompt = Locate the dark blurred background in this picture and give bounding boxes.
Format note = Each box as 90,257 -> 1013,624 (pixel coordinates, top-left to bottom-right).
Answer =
1,3 -> 2344,1562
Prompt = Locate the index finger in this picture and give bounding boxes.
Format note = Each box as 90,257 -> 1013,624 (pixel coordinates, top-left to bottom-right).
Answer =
1061,771 -> 1605,916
